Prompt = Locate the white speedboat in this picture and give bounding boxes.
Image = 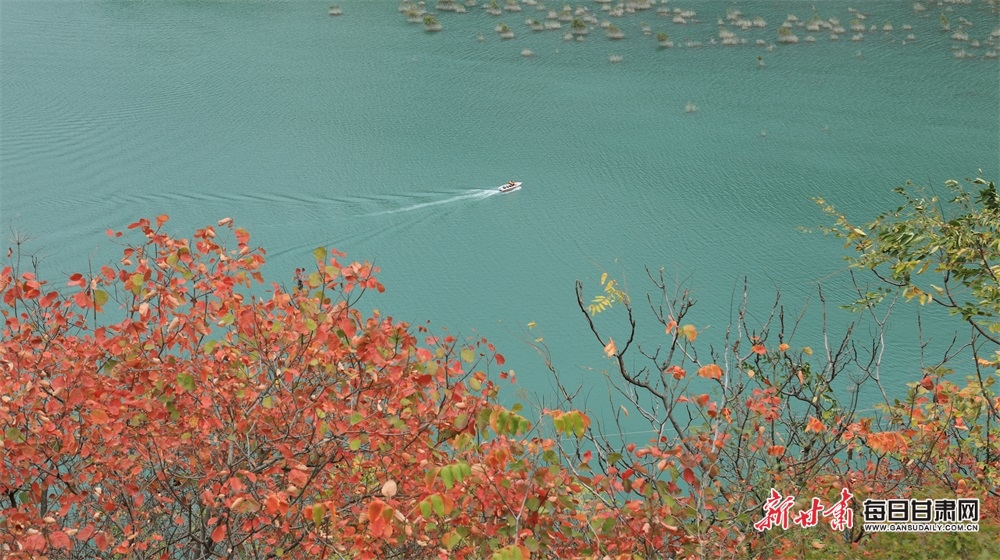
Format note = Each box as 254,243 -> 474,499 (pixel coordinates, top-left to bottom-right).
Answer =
499,181 -> 522,193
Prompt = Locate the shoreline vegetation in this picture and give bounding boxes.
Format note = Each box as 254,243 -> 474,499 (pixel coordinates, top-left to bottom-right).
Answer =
384,0 -> 1000,62
2,175 -> 998,558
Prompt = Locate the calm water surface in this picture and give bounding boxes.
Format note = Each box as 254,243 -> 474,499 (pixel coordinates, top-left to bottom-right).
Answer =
2,1 -> 998,429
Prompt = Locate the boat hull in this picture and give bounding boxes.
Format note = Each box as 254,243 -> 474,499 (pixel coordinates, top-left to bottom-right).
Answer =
499,181 -> 522,193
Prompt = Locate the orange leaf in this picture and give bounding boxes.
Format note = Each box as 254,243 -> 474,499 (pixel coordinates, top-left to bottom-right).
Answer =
865,432 -> 906,453
155,214 -> 169,228
752,344 -> 766,355
697,364 -> 722,380
767,445 -> 785,457
695,394 -> 710,407
265,494 -> 281,516
805,417 -> 825,433
367,500 -> 385,524
604,339 -> 617,357
778,343 -> 790,352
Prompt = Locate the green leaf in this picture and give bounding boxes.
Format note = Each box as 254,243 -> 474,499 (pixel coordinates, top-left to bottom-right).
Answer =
5,427 -> 25,443
349,438 -> 361,451
440,466 -> 455,489
430,494 -> 445,516
177,373 -> 195,392
419,499 -> 432,518
312,505 -> 323,525
444,531 -> 462,550
313,247 -> 327,262
553,415 -> 566,433
350,412 -> 363,426
93,289 -> 109,308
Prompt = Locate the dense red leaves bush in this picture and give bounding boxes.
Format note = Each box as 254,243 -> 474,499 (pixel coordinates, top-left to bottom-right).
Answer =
0,217 -> 601,559
3,216 -> 998,560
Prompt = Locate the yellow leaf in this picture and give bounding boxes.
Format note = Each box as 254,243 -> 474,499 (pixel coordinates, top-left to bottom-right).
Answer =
527,321 -> 536,328
460,348 -> 475,363
600,272 -> 608,285
682,324 -> 697,342
802,346 -> 813,356
604,339 -> 617,357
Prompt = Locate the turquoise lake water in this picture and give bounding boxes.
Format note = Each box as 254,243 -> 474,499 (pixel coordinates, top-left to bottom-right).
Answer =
2,1 -> 998,429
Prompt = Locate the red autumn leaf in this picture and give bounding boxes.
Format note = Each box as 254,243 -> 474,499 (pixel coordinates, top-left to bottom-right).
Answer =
695,394 -> 711,407
752,344 -> 767,355
287,468 -> 309,488
76,524 -> 95,542
24,533 -> 47,552
39,291 -> 59,308
211,523 -> 227,543
155,214 -> 169,227
93,532 -> 109,551
49,529 -> 73,550
495,353 -> 505,365
90,409 -> 110,425
682,467 -> 697,487
73,291 -> 92,309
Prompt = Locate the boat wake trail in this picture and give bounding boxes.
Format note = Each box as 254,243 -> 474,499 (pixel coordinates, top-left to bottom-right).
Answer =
364,189 -> 499,216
